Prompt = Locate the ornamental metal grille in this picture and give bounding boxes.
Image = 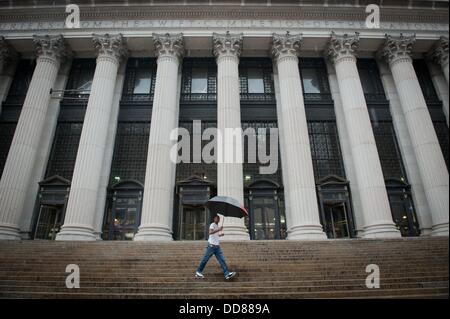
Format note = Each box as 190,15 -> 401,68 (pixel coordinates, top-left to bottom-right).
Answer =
413,59 -> 440,104
239,59 -> 275,102
433,121 -> 450,169
45,122 -> 83,180
372,121 -> 408,181
4,60 -> 35,106
175,121 -> 218,183
109,122 -> 150,185
121,58 -> 157,104
307,121 -> 345,180
0,122 -> 17,177
299,58 -> 332,102
357,59 -> 387,103
242,121 -> 282,186
181,59 -> 217,102
62,59 -> 96,105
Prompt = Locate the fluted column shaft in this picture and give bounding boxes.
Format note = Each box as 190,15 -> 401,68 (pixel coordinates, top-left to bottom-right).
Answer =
328,33 -> 400,238
378,60 -> 433,235
272,33 -> 326,240
326,61 -> 365,237
93,61 -> 127,239
0,35 -> 68,239
381,35 -> 449,236
56,34 -> 126,241
134,34 -> 184,241
212,32 -> 249,240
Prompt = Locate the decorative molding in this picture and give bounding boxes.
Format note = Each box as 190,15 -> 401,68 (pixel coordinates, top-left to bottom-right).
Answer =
379,34 -> 416,65
326,32 -> 360,64
33,34 -> 71,63
92,33 -> 128,63
153,33 -> 184,61
430,36 -> 449,67
272,31 -> 302,62
0,5 -> 448,25
212,31 -> 243,60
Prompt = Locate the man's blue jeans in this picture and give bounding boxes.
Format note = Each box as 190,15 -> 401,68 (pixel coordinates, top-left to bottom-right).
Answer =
196,244 -> 230,277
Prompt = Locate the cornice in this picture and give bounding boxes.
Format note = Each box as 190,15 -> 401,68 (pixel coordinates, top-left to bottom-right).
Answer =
0,6 -> 448,24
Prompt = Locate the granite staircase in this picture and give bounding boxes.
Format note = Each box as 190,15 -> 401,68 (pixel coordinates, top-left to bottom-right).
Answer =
0,237 -> 448,298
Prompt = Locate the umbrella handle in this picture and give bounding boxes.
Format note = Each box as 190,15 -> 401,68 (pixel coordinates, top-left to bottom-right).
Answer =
221,216 -> 225,229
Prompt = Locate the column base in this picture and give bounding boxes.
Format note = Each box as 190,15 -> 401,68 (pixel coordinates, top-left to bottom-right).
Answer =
0,223 -> 22,240
363,223 -> 401,238
94,232 -> 103,241
419,228 -> 433,236
55,225 -> 97,241
221,224 -> 250,241
287,225 -> 327,240
431,223 -> 449,237
134,224 -> 173,241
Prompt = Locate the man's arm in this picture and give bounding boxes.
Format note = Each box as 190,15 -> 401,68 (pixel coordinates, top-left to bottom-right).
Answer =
209,226 -> 223,235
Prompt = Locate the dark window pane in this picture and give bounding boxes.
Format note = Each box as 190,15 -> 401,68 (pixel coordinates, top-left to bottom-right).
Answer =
0,123 -> 17,177
307,121 -> 346,180
45,123 -> 83,180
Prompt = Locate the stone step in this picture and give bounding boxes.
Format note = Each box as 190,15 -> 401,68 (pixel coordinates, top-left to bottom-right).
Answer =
0,237 -> 447,298
1,275 -> 446,287
1,287 -> 448,299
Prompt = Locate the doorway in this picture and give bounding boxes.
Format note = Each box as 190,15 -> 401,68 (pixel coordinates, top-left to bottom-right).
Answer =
175,176 -> 214,241
33,175 -> 70,240
180,206 -> 208,240
386,179 -> 420,237
34,205 -> 64,240
323,202 -> 351,239
104,180 -> 143,240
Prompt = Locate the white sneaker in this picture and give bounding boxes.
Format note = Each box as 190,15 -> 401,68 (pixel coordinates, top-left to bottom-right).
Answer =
225,272 -> 236,280
195,271 -> 204,279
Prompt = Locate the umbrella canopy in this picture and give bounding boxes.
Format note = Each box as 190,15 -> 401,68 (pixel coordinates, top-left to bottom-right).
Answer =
206,196 -> 248,218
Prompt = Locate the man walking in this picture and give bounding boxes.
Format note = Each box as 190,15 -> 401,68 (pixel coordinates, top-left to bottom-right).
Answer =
195,214 -> 236,280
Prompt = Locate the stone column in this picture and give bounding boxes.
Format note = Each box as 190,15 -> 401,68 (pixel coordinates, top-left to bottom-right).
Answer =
426,59 -> 449,126
93,60 -> 127,240
377,60 -> 433,235
380,34 -> 449,236
134,33 -> 184,241
326,61 -> 365,237
272,32 -> 326,240
213,32 -> 249,240
0,37 -> 18,114
20,59 -> 73,239
430,37 -> 449,85
56,34 -> 127,241
0,35 -> 69,240
327,32 -> 400,238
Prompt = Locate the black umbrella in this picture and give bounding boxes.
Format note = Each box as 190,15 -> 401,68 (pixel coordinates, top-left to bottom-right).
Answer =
206,196 -> 248,226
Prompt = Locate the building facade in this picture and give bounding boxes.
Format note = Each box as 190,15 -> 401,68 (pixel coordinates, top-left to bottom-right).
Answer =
0,0 -> 448,241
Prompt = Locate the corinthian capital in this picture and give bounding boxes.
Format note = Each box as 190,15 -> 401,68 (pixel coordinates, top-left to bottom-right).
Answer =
0,37 -> 18,67
33,34 -> 71,63
379,34 -> 416,65
326,32 -> 360,64
272,31 -> 302,62
430,36 -> 449,67
212,31 -> 243,60
93,33 -> 128,63
153,33 -> 184,61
